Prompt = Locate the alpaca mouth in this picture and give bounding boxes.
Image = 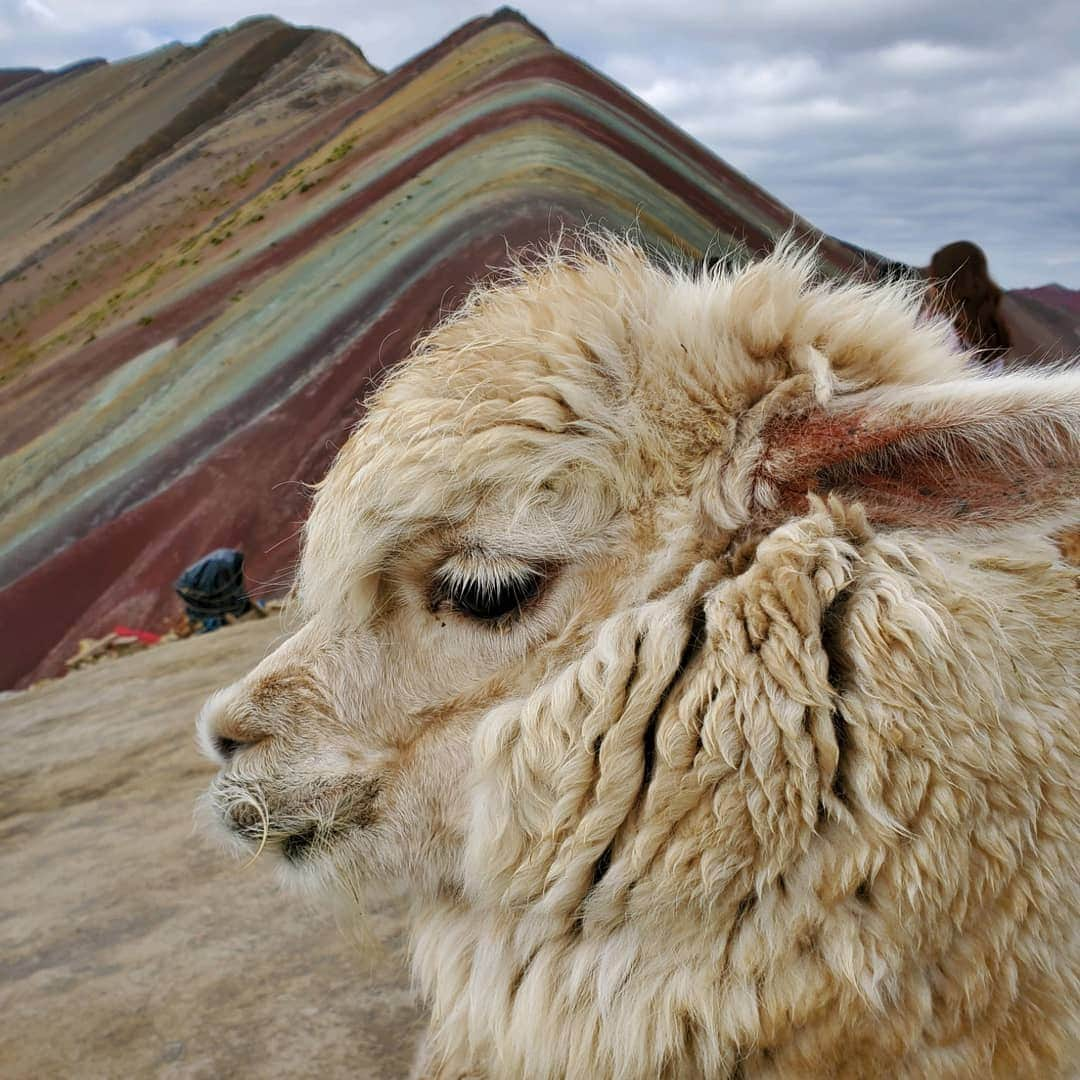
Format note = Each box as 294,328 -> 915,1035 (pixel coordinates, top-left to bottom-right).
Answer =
281,824 -> 319,862
222,804 -> 333,862
212,774 -> 382,862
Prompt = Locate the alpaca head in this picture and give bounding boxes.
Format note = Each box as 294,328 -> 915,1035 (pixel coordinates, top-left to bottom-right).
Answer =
198,237 -> 1078,915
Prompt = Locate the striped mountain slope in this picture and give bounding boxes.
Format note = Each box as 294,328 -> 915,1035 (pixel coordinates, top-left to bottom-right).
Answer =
1,9 -> 872,687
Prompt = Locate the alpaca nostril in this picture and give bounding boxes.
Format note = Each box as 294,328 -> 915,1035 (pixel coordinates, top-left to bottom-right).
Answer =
197,686 -> 272,766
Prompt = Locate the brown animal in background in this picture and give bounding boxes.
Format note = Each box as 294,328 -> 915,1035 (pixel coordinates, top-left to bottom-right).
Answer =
929,240 -> 1012,363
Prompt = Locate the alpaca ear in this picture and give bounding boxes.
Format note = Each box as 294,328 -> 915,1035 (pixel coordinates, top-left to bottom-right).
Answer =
754,372 -> 1080,531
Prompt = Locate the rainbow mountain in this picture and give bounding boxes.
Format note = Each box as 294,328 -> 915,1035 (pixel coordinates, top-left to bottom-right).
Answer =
0,9 -> 1057,688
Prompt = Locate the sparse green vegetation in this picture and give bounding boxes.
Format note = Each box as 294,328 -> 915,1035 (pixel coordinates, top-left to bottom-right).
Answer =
138,316 -> 154,326
323,138 -> 355,165
230,161 -> 258,187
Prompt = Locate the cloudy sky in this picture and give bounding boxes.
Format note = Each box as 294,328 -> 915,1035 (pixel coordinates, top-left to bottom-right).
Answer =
3,0 -> 1077,287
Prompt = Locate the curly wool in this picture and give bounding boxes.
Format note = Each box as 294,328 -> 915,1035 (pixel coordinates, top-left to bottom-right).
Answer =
399,243 -> 1078,1078
404,496 -> 1078,1078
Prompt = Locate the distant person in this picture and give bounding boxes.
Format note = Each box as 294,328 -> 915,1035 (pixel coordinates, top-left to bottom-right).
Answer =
927,241 -> 1011,368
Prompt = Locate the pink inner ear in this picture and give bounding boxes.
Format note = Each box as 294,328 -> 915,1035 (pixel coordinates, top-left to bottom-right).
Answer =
760,405 -> 1059,528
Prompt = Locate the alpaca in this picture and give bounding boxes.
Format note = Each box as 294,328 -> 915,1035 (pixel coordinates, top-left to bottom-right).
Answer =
927,240 -> 1012,365
198,237 -> 1080,1079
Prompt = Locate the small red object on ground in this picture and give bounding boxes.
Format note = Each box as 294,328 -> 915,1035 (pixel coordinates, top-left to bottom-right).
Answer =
111,625 -> 162,645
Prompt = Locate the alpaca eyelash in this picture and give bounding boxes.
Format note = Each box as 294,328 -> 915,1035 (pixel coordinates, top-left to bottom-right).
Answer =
432,566 -> 545,623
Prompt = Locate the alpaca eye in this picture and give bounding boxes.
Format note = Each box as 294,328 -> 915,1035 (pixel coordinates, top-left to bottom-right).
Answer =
440,570 -> 543,622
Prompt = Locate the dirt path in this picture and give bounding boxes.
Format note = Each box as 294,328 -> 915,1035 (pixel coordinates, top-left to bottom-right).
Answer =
0,618 -> 424,1079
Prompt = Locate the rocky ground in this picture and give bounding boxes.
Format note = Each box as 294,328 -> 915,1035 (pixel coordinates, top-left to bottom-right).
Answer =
0,616 -> 425,1079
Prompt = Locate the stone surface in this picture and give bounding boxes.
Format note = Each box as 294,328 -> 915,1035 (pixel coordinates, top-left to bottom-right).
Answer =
0,616 -> 425,1079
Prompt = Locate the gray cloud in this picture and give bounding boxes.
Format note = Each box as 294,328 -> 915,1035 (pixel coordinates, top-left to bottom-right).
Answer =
1,0 -> 1076,286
